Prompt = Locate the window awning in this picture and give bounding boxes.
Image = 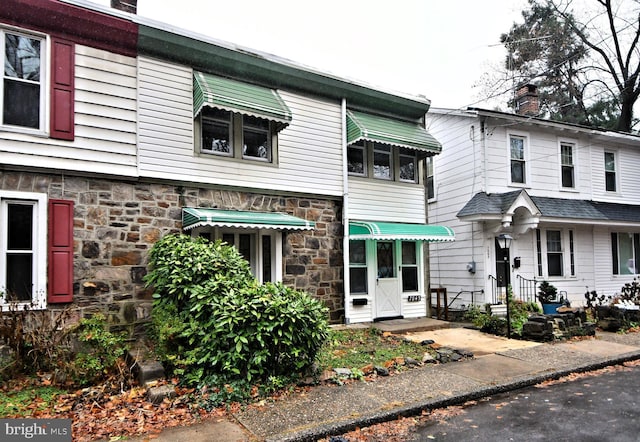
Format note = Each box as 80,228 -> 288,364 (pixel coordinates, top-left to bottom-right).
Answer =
346,110 -> 442,154
193,71 -> 292,129
349,220 -> 455,242
182,208 -> 314,231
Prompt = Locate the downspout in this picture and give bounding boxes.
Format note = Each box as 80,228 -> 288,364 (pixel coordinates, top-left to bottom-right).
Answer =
480,116 -> 488,193
423,155 -> 430,319
480,115 -> 489,303
423,115 -> 431,319
341,98 -> 351,324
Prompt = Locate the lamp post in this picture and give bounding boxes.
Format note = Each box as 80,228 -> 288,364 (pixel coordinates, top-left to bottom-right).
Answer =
497,234 -> 513,339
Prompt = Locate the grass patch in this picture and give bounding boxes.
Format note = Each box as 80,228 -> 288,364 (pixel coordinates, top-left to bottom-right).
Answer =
0,384 -> 67,417
317,327 -> 430,370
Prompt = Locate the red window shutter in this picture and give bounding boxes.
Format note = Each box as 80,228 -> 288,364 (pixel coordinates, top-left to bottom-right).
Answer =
48,199 -> 74,303
50,38 -> 75,140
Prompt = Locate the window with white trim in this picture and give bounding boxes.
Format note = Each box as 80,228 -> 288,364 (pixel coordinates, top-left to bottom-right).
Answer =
509,134 -> 527,184
611,232 -> 640,275
349,240 -> 368,294
1,29 -> 44,131
560,142 -> 575,188
604,151 -> 617,192
0,192 -> 47,308
535,228 -> 575,278
401,241 -> 419,292
426,156 -> 434,200
198,107 -> 276,163
347,141 -> 419,183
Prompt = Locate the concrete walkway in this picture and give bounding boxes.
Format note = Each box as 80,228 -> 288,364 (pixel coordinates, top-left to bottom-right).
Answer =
130,325 -> 640,442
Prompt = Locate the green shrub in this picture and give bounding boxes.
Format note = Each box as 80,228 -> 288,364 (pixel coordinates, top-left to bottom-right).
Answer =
70,313 -> 128,386
146,234 -> 329,400
537,280 -> 558,303
144,234 -> 254,311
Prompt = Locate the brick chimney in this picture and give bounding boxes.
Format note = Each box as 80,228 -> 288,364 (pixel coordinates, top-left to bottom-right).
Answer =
514,84 -> 539,116
111,0 -> 137,14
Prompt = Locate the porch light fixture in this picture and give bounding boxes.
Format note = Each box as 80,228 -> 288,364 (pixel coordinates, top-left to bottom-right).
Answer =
497,233 -> 513,339
497,233 -> 513,250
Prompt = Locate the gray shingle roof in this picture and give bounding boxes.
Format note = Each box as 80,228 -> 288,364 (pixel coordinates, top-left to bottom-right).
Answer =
457,191 -> 640,223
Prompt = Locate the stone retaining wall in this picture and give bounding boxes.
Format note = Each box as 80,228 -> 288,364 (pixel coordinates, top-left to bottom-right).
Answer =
0,171 -> 345,336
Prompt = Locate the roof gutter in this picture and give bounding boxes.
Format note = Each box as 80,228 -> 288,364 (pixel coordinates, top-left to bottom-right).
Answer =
135,25 -> 430,120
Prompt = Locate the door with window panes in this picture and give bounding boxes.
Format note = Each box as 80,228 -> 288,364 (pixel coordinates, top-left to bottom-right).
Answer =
372,240 -> 420,319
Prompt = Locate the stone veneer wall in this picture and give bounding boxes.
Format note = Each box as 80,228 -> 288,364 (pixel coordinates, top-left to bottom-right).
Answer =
0,171 -> 345,337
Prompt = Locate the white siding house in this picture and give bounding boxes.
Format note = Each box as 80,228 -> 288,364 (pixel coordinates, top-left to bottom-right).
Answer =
1,0 -> 450,328
427,103 -> 640,311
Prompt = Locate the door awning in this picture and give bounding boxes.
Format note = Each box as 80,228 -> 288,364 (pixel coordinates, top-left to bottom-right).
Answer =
346,110 -> 442,153
349,220 -> 455,242
193,71 -> 292,129
183,208 -> 314,231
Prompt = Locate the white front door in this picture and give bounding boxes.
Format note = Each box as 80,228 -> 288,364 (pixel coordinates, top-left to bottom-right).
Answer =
375,241 -> 401,318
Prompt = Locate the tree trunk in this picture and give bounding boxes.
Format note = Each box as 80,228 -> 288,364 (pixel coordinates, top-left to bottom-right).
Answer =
617,97 -> 634,133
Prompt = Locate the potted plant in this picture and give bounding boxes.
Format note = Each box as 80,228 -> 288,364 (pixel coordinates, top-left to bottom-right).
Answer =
538,281 -> 563,314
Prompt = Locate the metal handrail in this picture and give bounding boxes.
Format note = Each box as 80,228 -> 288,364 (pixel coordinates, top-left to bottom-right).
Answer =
488,275 -> 499,304
516,274 -> 537,303
449,290 -> 485,310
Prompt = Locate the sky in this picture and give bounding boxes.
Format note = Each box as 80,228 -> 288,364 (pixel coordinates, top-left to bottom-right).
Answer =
88,0 -> 530,110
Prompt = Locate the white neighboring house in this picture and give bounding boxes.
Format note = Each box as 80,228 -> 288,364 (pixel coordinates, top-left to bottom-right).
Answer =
426,91 -> 640,310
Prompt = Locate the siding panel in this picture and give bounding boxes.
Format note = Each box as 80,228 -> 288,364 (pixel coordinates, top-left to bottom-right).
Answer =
138,57 -> 343,196
0,45 -> 137,176
348,179 -> 425,223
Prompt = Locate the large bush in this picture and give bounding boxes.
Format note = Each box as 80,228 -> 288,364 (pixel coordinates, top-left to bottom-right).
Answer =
145,234 -> 329,393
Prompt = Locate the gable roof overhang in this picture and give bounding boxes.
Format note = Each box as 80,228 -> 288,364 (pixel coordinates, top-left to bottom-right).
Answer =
458,191 -> 640,228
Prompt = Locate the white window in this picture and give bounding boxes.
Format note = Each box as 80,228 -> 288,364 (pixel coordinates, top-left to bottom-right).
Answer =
560,142 -> 575,188
401,241 -> 419,292
509,134 -> 527,185
535,228 -> 575,278
195,227 -> 280,283
0,191 -> 47,308
199,108 -> 275,163
604,151 -> 617,192
611,232 -> 640,275
426,156 -> 434,200
349,240 -> 367,294
1,29 -> 45,132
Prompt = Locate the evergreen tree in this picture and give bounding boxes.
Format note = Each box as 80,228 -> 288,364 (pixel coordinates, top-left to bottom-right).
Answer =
499,0 -> 639,132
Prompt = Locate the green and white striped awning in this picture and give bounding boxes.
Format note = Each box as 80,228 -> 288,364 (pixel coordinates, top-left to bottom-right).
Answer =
182,208 -> 314,231
193,71 -> 292,129
346,109 -> 441,153
349,220 -> 454,242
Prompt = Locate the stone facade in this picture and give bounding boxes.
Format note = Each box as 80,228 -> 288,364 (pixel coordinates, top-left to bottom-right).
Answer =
0,170 -> 345,337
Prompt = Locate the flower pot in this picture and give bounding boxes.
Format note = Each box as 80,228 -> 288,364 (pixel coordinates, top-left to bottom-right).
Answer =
542,303 -> 563,315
